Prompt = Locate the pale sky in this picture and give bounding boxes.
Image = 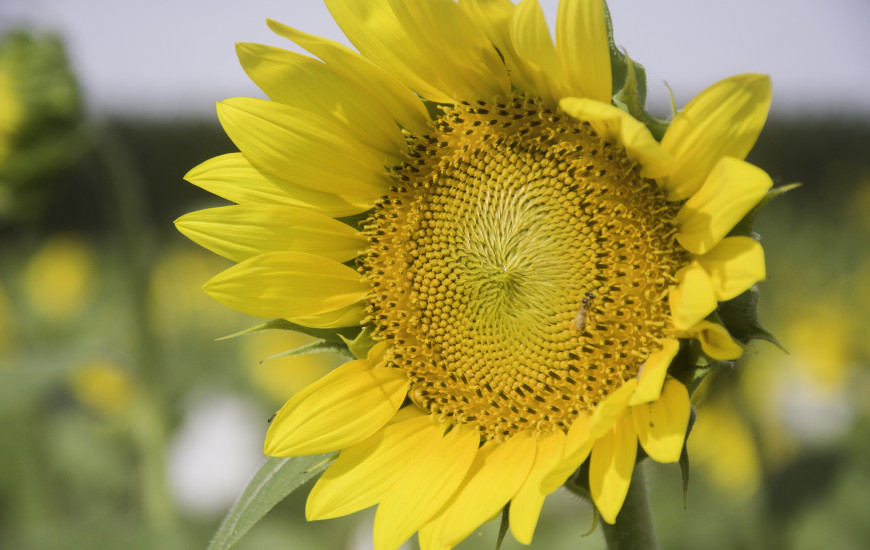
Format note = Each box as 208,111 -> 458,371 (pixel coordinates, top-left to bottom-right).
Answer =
2,0 -> 869,119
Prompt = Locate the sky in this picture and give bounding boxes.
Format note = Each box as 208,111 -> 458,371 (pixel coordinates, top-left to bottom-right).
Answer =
2,0 -> 869,119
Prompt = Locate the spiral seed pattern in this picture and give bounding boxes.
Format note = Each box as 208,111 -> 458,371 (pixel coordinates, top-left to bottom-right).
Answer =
361,95 -> 685,441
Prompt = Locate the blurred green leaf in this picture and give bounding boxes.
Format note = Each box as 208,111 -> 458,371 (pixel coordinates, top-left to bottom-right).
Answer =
260,339 -> 351,363
208,453 -> 335,550
216,318 -> 360,344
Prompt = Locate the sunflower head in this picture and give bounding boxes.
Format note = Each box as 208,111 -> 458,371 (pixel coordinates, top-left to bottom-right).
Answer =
177,0 -> 779,548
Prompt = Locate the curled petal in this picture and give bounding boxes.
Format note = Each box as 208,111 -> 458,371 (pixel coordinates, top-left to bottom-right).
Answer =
633,378 -> 691,463
559,97 -> 674,178
630,338 -> 680,406
676,157 -> 772,255
589,379 -> 637,439
589,415 -> 637,524
668,262 -> 718,331
689,320 -> 744,360
694,236 -> 766,301
660,74 -> 772,200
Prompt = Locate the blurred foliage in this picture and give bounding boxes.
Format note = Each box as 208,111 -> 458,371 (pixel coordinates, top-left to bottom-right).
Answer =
0,30 -> 84,221
1,37 -> 869,546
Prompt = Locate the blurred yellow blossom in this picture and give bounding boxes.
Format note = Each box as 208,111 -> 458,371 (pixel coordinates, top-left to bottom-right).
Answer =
70,360 -> 136,416
690,395 -> 762,499
23,233 -> 95,323
149,244 -> 239,335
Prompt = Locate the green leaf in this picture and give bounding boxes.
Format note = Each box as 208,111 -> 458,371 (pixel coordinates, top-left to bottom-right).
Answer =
208,453 -> 335,550
217,318 -> 360,344
260,339 -> 353,363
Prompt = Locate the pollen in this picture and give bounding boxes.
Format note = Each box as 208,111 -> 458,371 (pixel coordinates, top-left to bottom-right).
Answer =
361,95 -> 686,442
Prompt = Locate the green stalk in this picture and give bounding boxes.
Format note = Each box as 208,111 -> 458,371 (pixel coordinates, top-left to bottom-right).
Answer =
93,124 -> 177,532
600,463 -> 659,550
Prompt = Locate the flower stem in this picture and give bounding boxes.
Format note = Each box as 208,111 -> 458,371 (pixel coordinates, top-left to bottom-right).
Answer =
600,463 -> 659,550
94,124 -> 177,532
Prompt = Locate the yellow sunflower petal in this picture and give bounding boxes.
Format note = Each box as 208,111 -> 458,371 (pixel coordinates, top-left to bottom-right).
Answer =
235,42 -> 406,158
418,516 -> 451,550
322,0 -> 453,104
660,74 -> 772,200
438,431 -> 536,547
510,0 -> 566,104
629,338 -> 680,406
668,262 -> 718,331
632,378 -> 690,463
559,97 -> 674,178
174,204 -> 366,264
266,19 -> 431,135
306,412 -> 442,520
184,153 -> 374,217
676,157 -> 773,255
589,415 -> 637,524
373,424 -> 480,550
589,378 -> 637,438
540,415 -> 591,495
689,320 -> 744,360
202,251 -> 368,319
388,0 -> 510,99
509,431 -> 567,544
287,303 -> 367,329
459,0 -> 540,95
325,0 -> 507,103
264,359 -> 409,456
694,236 -> 766,300
217,97 -> 390,198
556,0 -> 611,103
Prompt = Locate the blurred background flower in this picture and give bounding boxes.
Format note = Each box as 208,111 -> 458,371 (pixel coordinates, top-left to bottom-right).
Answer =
0,2 -> 868,549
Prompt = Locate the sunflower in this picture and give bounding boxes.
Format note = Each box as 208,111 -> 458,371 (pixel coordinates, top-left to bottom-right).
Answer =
176,0 -> 772,547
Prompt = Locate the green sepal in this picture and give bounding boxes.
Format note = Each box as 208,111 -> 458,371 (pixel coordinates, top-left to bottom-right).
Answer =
728,182 -> 801,239
494,504 -> 510,550
207,453 -> 336,550
339,325 -> 379,360
718,286 -> 785,350
667,337 -> 735,395
664,340 -> 701,389
604,3 -> 670,141
259,339 -> 353,364
216,318 -> 361,344
677,407 -> 696,508
603,3 -> 646,107
679,436 -> 690,509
